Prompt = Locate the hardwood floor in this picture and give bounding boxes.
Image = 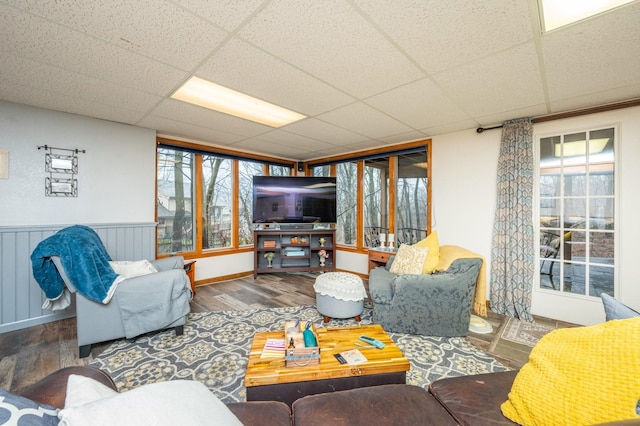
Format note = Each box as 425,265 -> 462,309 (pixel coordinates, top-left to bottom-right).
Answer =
0,272 -> 565,394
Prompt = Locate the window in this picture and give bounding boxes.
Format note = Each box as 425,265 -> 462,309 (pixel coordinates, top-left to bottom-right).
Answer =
201,155 -> 232,250
309,140 -> 431,251
364,158 -> 389,247
269,165 -> 292,176
157,139 -> 294,257
336,162 -> 358,246
157,148 -> 195,254
538,127 -> 615,296
396,152 -> 428,245
238,160 -> 264,246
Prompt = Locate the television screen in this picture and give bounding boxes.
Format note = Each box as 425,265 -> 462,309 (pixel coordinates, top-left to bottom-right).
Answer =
253,176 -> 337,224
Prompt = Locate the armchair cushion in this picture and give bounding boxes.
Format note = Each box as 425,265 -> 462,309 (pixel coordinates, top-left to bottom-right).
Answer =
116,268 -> 191,338
389,244 -> 429,275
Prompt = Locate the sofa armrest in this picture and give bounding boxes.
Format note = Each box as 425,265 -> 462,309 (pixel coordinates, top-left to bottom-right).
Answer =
151,256 -> 184,271
19,366 -> 117,409
369,266 -> 396,304
429,370 -> 518,426
227,401 -> 291,426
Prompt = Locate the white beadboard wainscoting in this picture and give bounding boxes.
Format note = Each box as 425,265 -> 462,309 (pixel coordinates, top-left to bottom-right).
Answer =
0,222 -> 157,333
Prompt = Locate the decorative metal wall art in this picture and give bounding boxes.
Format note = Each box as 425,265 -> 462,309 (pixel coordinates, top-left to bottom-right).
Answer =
38,145 -> 85,197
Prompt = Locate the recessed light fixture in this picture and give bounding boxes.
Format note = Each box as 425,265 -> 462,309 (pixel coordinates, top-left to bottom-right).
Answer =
171,76 -> 306,128
539,0 -> 635,32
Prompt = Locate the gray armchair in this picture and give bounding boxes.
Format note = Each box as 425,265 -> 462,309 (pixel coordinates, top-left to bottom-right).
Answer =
369,258 -> 482,336
31,225 -> 192,358
52,256 -> 191,357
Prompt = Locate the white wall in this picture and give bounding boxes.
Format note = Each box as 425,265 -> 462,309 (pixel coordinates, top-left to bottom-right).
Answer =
431,106 -> 640,324
0,101 -> 156,226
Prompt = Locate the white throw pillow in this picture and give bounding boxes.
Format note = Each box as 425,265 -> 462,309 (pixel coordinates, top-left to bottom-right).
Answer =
64,374 -> 118,408
389,244 -> 429,275
59,379 -> 243,426
108,260 -> 158,279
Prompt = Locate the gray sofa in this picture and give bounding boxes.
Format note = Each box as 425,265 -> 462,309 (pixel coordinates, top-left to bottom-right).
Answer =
369,257 -> 482,336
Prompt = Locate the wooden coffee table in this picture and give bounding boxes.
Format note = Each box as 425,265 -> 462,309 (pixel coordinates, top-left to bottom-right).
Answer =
245,323 -> 409,406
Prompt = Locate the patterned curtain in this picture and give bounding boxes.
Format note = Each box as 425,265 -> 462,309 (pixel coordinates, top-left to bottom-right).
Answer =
489,118 -> 535,321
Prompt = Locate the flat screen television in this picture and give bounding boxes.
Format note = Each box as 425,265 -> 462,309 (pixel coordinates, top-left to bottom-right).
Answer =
253,176 -> 337,225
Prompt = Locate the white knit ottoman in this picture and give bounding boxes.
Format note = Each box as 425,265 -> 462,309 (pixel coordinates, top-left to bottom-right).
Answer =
313,272 -> 367,323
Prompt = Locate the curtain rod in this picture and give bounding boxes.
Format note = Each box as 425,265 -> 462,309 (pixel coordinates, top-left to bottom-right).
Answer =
475,97 -> 640,133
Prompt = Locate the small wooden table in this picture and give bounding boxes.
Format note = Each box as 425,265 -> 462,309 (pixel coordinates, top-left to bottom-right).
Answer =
183,260 -> 196,295
368,247 -> 397,272
245,324 -> 409,407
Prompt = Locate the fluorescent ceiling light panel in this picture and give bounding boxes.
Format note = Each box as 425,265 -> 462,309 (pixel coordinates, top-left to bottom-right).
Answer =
171,76 -> 306,127
540,0 -> 636,32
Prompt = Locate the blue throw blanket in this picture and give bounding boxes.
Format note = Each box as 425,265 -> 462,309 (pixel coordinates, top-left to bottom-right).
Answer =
31,225 -> 120,304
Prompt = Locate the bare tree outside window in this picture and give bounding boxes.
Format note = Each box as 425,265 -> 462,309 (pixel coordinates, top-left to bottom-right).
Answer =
238,161 -> 264,245
364,158 -> 388,247
202,156 -> 231,249
336,162 -> 357,245
396,152 -> 428,245
157,148 -> 194,254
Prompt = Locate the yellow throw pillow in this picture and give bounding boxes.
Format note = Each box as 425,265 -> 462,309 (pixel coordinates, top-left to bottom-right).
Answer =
501,317 -> 640,426
389,244 -> 429,275
414,231 -> 439,274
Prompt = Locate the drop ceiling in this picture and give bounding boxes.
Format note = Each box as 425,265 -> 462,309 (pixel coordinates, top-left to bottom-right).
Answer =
1,0 -> 639,161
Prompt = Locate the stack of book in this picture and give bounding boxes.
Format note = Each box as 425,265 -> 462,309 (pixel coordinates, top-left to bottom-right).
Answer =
263,240 -> 276,248
260,338 -> 285,358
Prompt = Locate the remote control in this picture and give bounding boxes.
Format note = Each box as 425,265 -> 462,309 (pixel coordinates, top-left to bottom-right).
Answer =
334,353 -> 347,364
359,336 -> 385,349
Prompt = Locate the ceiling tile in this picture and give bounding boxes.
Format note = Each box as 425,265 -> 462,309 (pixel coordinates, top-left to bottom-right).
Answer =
142,116 -> 247,146
5,0 -> 227,70
433,43 -> 546,117
419,118 -> 480,137
476,104 -> 549,128
542,3 -> 640,103
365,78 -> 471,129
251,129 -> 335,149
237,0 -> 425,98
229,137 -> 312,159
282,118 -> 368,145
0,53 -> 163,113
549,84 -> 640,113
195,38 -> 354,116
173,0 -> 267,32
318,102 -> 414,139
0,5 -> 188,95
376,131 -> 429,145
354,0 -> 533,74
0,82 -> 148,125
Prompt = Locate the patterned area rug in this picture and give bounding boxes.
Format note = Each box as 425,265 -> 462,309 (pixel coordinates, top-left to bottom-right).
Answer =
501,316 -> 557,347
90,306 -> 509,403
